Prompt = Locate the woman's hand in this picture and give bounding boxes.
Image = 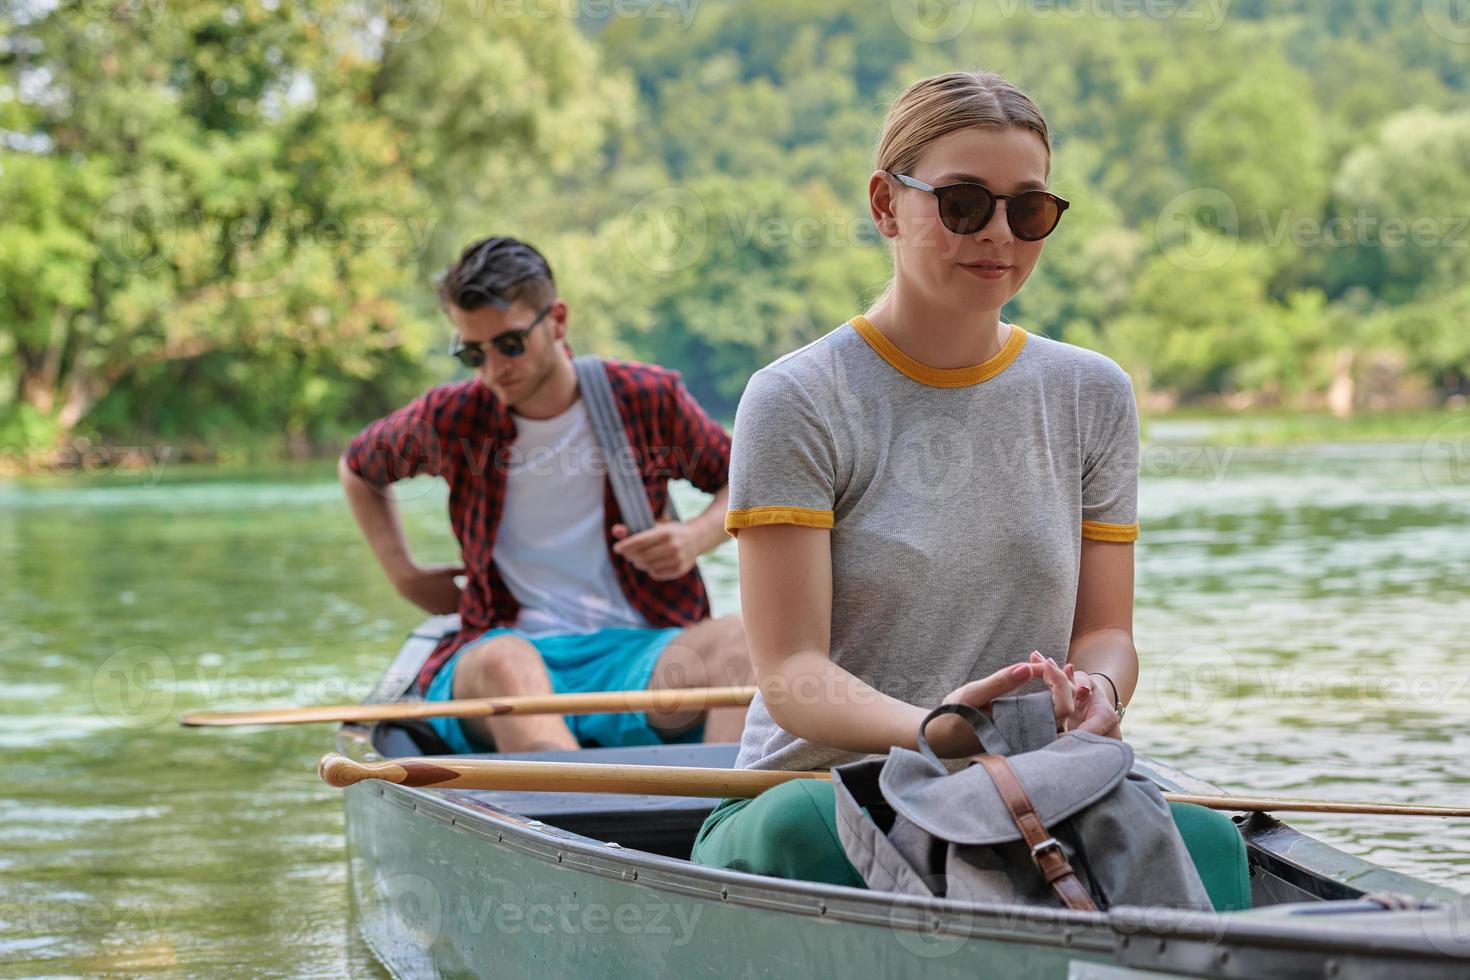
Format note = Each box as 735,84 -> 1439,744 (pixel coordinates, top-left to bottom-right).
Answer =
1030,652 -> 1121,738
926,659 -> 1045,757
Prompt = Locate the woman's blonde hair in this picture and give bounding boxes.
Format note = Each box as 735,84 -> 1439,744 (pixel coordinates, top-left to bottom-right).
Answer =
875,70 -> 1052,178
868,70 -> 1053,308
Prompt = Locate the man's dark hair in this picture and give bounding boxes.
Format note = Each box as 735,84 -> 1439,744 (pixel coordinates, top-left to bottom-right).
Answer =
436,236 -> 557,311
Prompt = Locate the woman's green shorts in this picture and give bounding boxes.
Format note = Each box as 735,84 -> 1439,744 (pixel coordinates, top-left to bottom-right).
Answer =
690,779 -> 1252,912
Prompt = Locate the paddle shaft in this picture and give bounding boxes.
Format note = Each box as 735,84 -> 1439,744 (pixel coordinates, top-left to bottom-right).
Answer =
318,753 -> 826,798
317,754 -> 1470,816
181,686 -> 756,728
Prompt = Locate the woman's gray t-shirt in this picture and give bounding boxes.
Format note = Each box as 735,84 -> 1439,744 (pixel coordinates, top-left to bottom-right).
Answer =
725,316 -> 1140,772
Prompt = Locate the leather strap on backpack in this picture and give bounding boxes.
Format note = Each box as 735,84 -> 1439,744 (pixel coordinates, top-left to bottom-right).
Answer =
976,754 -> 1099,912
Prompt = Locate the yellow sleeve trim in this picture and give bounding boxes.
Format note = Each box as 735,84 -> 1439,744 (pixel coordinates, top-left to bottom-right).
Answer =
725,506 -> 835,536
1082,520 -> 1140,543
849,315 -> 1027,388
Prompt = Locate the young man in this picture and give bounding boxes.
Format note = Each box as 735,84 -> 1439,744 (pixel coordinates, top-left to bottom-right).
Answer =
341,236 -> 748,752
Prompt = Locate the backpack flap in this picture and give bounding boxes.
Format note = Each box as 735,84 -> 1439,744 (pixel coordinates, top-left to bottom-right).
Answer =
880,732 -> 1133,846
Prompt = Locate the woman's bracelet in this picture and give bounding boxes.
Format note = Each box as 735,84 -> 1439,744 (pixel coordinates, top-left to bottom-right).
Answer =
1089,671 -> 1126,722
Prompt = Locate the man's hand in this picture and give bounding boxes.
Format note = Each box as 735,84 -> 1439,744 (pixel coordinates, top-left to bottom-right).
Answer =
611,520 -> 701,581
391,563 -> 465,615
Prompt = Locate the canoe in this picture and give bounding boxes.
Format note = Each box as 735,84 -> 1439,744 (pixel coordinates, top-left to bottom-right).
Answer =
335,617 -> 1469,978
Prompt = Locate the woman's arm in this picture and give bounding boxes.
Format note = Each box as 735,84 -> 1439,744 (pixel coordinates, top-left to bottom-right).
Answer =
738,523 -> 1042,757
1065,537 -> 1139,735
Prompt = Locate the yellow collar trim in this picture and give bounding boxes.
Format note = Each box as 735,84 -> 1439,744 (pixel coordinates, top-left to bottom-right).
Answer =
849,315 -> 1027,388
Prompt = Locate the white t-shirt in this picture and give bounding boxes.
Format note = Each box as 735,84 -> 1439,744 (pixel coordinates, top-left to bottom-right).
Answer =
495,398 -> 652,636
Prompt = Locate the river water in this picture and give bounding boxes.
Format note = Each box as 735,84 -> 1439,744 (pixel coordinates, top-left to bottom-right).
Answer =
2,433 -> 1467,975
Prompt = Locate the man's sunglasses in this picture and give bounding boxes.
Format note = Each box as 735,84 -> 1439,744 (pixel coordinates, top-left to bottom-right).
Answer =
448,303 -> 554,367
889,172 -> 1070,241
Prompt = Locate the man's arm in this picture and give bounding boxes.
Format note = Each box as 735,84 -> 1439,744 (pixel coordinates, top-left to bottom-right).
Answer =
339,456 -> 464,614
339,392 -> 463,614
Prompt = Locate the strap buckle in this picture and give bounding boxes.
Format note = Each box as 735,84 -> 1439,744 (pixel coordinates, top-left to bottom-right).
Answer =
1030,837 -> 1063,862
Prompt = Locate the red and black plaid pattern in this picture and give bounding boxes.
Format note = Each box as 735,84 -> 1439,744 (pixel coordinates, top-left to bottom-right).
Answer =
343,358 -> 732,692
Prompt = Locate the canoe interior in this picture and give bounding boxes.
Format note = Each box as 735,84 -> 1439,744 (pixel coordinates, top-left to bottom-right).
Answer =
358,616 -> 1460,910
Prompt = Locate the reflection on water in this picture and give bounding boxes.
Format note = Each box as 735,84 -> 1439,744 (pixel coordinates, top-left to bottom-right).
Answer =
2,442 -> 1467,975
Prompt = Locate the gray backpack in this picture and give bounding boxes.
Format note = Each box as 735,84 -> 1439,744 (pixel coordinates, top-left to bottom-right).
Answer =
832,694 -> 1214,912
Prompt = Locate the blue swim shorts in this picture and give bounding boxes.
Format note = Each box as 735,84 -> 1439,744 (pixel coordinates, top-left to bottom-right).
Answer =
423,625 -> 706,752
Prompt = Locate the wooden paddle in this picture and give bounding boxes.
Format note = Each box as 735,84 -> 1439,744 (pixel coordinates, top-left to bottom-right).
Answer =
179,686 -> 756,728
316,753 -> 1470,817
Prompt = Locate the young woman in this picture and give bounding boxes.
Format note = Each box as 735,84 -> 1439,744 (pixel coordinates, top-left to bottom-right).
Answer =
690,70 -> 1250,912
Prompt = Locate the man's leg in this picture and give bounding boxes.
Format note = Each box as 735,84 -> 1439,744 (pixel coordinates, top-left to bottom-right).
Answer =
647,614 -> 753,743
452,634 -> 580,752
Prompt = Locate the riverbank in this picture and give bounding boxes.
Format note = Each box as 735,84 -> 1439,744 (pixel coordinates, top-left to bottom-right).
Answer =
3,407 -> 1467,485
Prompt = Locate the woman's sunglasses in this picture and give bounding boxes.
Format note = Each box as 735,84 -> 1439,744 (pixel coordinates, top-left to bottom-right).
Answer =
448,303 -> 554,367
889,172 -> 1069,241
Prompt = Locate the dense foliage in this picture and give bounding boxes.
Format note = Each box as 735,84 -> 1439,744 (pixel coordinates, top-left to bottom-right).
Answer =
2,0 -> 1466,452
